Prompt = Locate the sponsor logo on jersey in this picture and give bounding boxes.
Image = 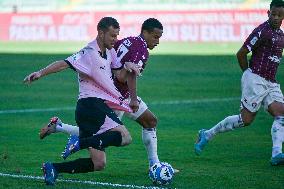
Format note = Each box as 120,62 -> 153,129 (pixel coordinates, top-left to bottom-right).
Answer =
252,102 -> 257,108
123,39 -> 132,47
137,60 -> 143,67
250,36 -> 258,46
268,55 -> 281,64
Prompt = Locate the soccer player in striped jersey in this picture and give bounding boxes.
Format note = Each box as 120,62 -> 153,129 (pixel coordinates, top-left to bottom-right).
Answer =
195,0 -> 284,165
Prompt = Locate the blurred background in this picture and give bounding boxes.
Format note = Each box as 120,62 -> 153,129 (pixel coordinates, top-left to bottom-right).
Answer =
0,0 -> 270,45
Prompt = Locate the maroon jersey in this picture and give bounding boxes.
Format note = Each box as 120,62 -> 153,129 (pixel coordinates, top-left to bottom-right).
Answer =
243,21 -> 284,82
113,35 -> 149,98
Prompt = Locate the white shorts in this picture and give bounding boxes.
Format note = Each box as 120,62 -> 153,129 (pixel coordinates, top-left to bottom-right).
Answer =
114,96 -> 148,120
241,69 -> 284,112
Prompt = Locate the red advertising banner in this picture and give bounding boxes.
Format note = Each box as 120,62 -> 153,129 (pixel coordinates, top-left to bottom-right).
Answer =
0,10 -> 268,42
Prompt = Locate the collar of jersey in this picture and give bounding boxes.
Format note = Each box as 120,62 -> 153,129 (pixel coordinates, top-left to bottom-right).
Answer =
266,20 -> 282,33
87,39 -> 100,50
87,39 -> 108,59
138,35 -> 147,48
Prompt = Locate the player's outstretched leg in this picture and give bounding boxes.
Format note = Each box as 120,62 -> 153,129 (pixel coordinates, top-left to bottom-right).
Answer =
194,129 -> 208,155
62,135 -> 80,160
42,162 -> 58,185
195,115 -> 244,155
40,117 -> 62,139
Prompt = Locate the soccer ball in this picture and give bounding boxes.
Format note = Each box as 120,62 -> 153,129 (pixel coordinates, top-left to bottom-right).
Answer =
149,162 -> 160,184
149,162 -> 174,185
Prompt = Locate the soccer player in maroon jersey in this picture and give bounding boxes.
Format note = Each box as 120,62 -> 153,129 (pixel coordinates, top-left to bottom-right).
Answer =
195,0 -> 284,165
39,18 -> 179,172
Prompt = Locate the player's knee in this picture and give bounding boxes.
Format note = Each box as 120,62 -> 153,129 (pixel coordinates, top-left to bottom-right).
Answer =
93,160 -> 106,171
113,125 -> 132,146
126,134 -> 132,145
122,133 -> 132,146
144,116 -> 158,128
275,109 -> 284,117
268,102 -> 284,116
240,111 -> 256,126
242,117 -> 253,126
150,116 -> 158,128
119,128 -> 132,146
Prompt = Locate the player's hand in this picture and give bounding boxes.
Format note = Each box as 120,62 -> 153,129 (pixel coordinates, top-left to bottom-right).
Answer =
124,62 -> 141,76
129,98 -> 139,113
23,71 -> 41,84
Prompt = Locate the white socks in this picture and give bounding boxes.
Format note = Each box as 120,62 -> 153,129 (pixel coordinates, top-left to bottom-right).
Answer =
56,120 -> 161,166
142,128 -> 159,166
56,122 -> 160,166
56,123 -> 79,136
271,116 -> 284,157
202,115 -> 284,158
205,114 -> 244,141
55,122 -> 160,165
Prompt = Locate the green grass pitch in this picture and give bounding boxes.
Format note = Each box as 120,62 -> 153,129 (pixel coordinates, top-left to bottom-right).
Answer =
0,41 -> 283,188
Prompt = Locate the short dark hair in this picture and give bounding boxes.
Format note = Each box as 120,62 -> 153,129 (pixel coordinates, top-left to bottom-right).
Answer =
141,18 -> 163,33
97,17 -> 120,32
270,0 -> 284,9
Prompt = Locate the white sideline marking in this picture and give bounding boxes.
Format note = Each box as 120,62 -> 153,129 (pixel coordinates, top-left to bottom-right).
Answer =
0,107 -> 74,114
0,172 -> 166,189
0,97 -> 239,114
150,97 -> 239,105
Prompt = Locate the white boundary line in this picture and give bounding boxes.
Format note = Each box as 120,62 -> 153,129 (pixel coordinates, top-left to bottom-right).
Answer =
0,107 -> 74,114
149,97 -> 239,105
0,97 -> 239,187
0,172 -> 167,189
0,97 -> 239,114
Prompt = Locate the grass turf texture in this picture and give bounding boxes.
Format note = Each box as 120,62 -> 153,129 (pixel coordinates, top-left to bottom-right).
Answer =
0,42 -> 283,188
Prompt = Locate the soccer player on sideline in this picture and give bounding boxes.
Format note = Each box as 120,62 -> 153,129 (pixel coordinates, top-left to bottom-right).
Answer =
194,0 -> 284,165
39,18 -> 179,172
23,17 -> 140,185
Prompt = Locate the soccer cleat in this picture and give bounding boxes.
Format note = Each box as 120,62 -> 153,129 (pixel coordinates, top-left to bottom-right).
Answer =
42,162 -> 58,185
61,135 -> 80,160
194,129 -> 208,156
39,117 -> 62,139
270,153 -> 284,166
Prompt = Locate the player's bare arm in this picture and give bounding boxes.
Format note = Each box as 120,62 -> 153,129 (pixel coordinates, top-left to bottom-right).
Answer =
124,62 -> 141,76
236,46 -> 250,72
23,60 -> 69,84
127,72 -> 139,112
112,69 -> 128,84
113,62 -> 141,83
